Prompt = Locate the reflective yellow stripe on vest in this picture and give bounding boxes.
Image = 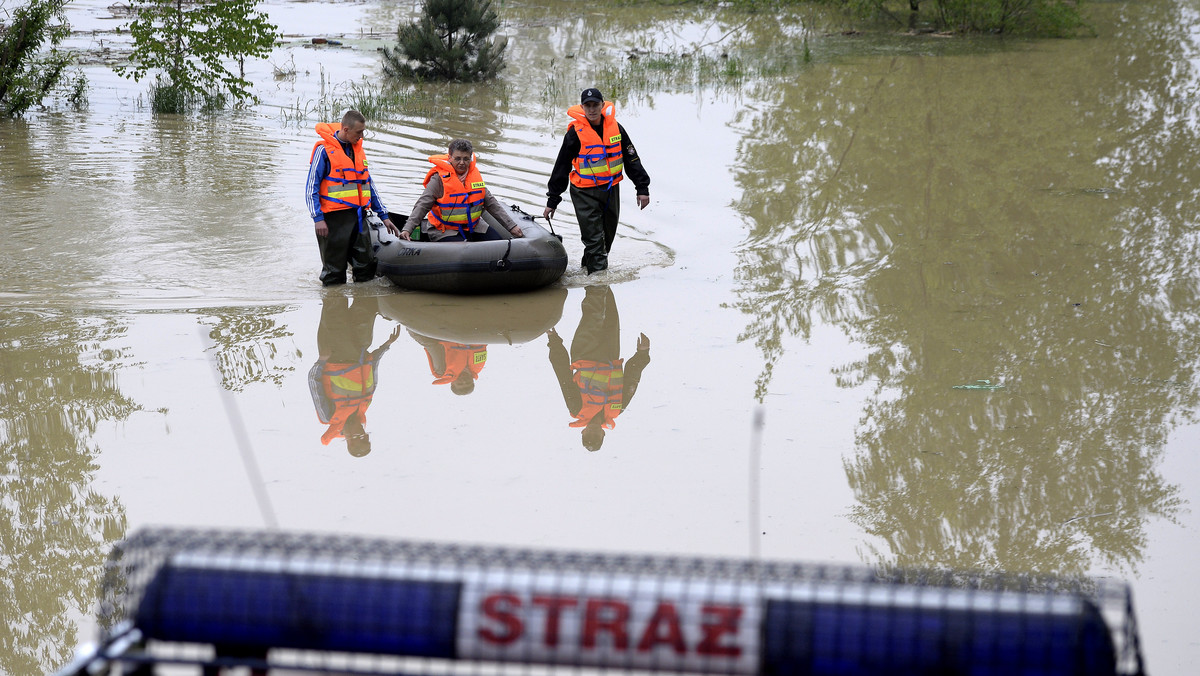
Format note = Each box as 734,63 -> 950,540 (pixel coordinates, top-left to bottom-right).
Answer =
329,370 -> 374,397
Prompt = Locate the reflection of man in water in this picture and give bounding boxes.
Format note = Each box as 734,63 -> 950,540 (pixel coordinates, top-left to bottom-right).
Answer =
408,330 -> 488,396
308,295 -> 400,457
548,285 -> 651,451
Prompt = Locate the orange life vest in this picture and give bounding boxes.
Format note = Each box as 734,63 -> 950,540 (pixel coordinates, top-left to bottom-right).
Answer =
427,342 -> 488,384
309,123 -> 369,213
319,360 -> 376,445
569,358 -> 624,429
321,399 -> 371,445
567,102 -> 624,190
424,155 -> 487,235
311,122 -> 373,215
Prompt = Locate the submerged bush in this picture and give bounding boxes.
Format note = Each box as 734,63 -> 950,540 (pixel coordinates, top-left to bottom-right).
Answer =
934,0 -> 1088,34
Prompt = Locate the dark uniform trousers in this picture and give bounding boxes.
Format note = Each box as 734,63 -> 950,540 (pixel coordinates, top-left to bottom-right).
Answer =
570,183 -> 621,273
317,207 -> 375,286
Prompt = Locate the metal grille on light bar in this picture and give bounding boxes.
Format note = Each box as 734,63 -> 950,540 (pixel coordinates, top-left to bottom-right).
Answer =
62,527 -> 1147,676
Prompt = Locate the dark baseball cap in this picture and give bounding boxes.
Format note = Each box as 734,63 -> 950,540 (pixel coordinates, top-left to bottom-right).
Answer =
581,88 -> 604,104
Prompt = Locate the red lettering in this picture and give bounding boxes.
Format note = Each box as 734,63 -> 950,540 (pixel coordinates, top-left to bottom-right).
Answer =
583,598 -> 630,650
479,593 -> 523,645
532,595 -> 579,647
636,601 -> 686,654
697,604 -> 742,657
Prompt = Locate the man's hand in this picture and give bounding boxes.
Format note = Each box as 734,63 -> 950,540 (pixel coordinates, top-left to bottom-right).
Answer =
383,218 -> 400,236
543,206 -> 555,219
510,225 -> 524,238
315,219 -> 328,237
637,332 -> 650,351
399,231 -> 412,241
636,194 -> 650,210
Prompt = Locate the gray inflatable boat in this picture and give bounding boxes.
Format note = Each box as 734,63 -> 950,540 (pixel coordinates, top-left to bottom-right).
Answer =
367,204 -> 568,294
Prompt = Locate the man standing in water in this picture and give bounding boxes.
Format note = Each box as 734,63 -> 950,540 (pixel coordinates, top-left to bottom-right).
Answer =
306,109 -> 400,285
543,88 -> 651,273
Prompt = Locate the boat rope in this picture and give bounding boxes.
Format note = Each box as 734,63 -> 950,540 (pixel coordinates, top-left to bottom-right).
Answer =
512,203 -> 562,242
494,239 -> 513,271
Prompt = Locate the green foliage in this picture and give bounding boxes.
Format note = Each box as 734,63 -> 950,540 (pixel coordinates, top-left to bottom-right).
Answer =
823,0 -> 1088,35
114,0 -> 279,113
0,0 -> 87,116
382,0 -> 508,82
939,0 -> 1089,34
147,74 -> 226,113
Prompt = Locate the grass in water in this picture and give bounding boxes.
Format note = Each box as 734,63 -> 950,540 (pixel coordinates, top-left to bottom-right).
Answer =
279,68 -> 467,126
590,48 -> 800,99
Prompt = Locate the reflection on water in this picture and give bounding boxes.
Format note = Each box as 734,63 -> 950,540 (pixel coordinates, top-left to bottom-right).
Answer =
309,296 -> 400,456
409,332 -> 489,395
0,309 -> 131,674
377,288 -> 568,400
377,287 -> 567,345
729,3 -> 1196,575
203,305 -> 301,391
548,285 -> 651,452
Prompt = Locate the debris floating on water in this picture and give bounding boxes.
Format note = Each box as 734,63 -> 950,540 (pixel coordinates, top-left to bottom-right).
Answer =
952,379 -> 1005,390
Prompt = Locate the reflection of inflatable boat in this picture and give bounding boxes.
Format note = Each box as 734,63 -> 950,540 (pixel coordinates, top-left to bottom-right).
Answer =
367,204 -> 568,294
377,286 -> 567,345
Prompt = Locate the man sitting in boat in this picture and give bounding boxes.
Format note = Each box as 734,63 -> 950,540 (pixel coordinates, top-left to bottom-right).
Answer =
400,139 -> 525,242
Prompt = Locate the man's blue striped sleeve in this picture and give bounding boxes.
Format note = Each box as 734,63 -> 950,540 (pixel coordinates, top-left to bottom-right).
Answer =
307,147 -> 328,222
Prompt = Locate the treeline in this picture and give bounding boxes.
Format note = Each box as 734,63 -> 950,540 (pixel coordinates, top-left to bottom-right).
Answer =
1,0 -> 1086,118
729,0 -> 1090,36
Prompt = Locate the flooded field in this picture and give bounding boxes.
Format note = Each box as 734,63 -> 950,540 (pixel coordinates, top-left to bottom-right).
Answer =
3,0 -> 1200,673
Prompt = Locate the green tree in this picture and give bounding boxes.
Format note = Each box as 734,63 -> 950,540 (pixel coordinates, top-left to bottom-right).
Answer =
382,0 -> 508,82
113,0 -> 278,113
0,0 -> 86,116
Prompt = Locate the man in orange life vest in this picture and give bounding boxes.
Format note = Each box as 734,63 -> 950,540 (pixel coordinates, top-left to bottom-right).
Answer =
306,110 -> 400,285
543,88 -> 651,274
400,139 -> 525,242
548,285 -> 651,451
308,295 -> 401,457
407,330 -> 488,396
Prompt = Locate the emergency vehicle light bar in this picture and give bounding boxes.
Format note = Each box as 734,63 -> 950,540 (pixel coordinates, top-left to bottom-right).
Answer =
62,527 -> 1146,676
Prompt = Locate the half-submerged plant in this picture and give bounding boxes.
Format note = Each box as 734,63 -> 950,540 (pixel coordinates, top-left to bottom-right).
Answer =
114,0 -> 279,113
0,0 -> 88,116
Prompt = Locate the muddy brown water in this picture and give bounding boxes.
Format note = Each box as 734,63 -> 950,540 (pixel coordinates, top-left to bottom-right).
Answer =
2,0 -> 1200,673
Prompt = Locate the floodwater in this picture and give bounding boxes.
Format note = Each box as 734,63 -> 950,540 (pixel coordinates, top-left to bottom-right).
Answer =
3,0 -> 1200,673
